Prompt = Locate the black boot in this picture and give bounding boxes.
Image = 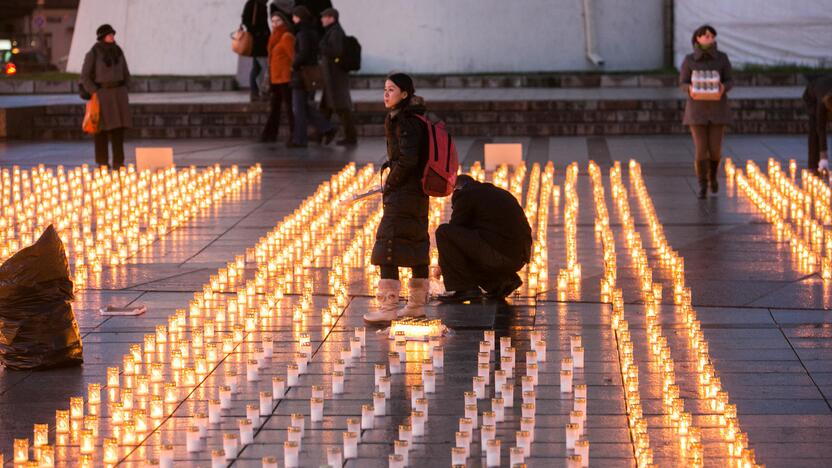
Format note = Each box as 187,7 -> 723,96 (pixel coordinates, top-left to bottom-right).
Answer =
709,159 -> 720,194
695,160 -> 708,199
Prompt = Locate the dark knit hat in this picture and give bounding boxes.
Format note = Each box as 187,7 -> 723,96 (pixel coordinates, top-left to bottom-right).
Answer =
292,6 -> 313,22
387,73 -> 415,98
96,24 -> 116,41
320,7 -> 339,20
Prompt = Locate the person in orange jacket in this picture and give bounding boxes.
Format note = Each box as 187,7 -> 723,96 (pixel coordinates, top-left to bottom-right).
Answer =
261,10 -> 296,143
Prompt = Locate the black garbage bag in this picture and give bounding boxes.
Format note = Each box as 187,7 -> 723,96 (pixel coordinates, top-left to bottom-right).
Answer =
0,225 -> 83,370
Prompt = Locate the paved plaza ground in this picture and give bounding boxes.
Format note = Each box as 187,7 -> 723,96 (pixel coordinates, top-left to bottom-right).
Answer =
0,135 -> 831,467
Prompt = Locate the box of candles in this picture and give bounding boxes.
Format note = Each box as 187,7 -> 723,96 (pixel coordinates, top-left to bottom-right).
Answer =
689,70 -> 722,101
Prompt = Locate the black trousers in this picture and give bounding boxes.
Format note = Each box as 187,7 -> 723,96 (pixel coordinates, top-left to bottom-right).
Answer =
94,128 -> 125,169
808,113 -> 826,170
262,83 -> 294,141
323,107 -> 358,142
380,265 -> 429,280
435,223 -> 523,292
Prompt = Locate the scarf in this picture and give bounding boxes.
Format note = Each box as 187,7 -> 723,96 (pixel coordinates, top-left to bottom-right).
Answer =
94,41 -> 124,67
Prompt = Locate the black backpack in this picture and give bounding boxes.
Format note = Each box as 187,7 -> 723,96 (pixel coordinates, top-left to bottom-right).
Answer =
339,35 -> 361,72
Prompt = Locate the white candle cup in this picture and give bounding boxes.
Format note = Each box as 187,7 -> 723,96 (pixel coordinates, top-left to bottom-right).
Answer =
414,398 -> 429,418
208,400 -> 221,424
347,418 -> 361,435
398,424 -> 412,444
472,376 -> 486,399
521,375 -> 535,393
412,411 -> 426,436
500,336 -> 511,353
186,426 -> 201,452
570,410 -> 585,434
483,411 -> 496,427
501,383 -> 515,407
516,430 -> 531,456
576,438 -> 589,467
219,386 -> 232,409
394,440 -> 410,465
287,364 -> 299,387
432,346 -> 444,369
527,351 -> 539,368
523,391 -> 536,407
451,447 -> 467,465
334,359 -> 346,374
465,405 -> 478,427
262,335 -> 274,358
571,335 -> 582,354
340,349 -> 352,367
574,397 -> 587,414
464,391 -> 478,407
312,385 -> 324,399
521,403 -> 535,418
343,431 -> 358,459
566,423 -> 580,449
478,363 -> 491,383
575,383 -> 587,399
379,376 -> 391,396
296,353 -> 309,374
479,341 -> 491,354
561,370 -> 573,393
211,450 -> 226,468
223,433 -> 239,459
388,353 -> 401,374
374,364 -> 387,384
459,417 -> 474,436
395,340 -> 406,362
255,348 -> 266,368
260,391 -> 273,416
361,404 -> 375,429
422,358 -> 434,373
239,419 -> 254,444
423,370 -> 436,393
500,356 -> 514,376
456,432 -> 471,458
310,397 -> 324,422
262,456 -> 278,468
510,446 -> 525,466
246,404 -> 260,427
291,414 -> 305,436
327,447 -> 343,467
573,346 -> 585,369
478,351 -> 490,366
521,417 -> 536,441
562,357 -> 574,372
481,425 -> 496,451
332,371 -> 345,394
493,399 -> 505,422
486,438 -> 501,467
287,426 -> 302,445
272,377 -> 286,397
527,363 -> 539,386
567,454 -> 583,468
484,330 -> 495,349
350,337 -> 361,358
283,441 -> 299,468
373,392 -> 386,416
494,370 -> 507,392
535,340 -> 547,362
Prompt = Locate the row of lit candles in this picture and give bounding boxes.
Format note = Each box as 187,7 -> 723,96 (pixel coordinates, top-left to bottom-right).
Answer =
629,160 -> 759,466
557,162 -> 581,301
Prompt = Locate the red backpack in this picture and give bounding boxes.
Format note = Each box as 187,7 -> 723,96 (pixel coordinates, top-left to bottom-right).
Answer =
414,114 -> 458,197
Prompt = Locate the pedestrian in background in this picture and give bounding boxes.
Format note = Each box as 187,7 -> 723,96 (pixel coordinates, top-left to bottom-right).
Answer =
364,73 -> 431,324
803,74 -> 832,174
319,8 -> 357,146
679,24 -> 734,199
288,6 -> 335,148
260,10 -> 295,143
80,24 -> 132,170
242,0 -> 271,101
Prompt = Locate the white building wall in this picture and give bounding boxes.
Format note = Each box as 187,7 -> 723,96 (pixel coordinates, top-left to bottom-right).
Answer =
68,0 -> 665,76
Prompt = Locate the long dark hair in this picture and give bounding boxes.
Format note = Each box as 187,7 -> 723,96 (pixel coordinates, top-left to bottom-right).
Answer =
691,24 -> 717,46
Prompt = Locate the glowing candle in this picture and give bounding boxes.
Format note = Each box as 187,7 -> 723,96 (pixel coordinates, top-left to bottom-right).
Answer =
575,438 -> 590,467
291,414 -> 305,436
311,397 -> 324,422
516,429 -> 531,456
472,376 -> 486,399
88,383 -> 101,406
566,423 -> 580,449
388,352 -> 401,374
283,441 -> 299,468
246,404 -> 260,427
423,370 -> 436,393
573,346 -> 585,368
465,405 -> 478,426
55,410 -> 70,434
79,429 -> 94,454
332,371 -> 345,394
343,431 -> 358,459
39,445 -> 54,467
456,431 -> 471,458
70,396 -> 84,420
575,384 -> 587,399
259,391 -> 273,416
510,446 -> 525,466
223,434 -> 239,460
287,364 -> 299,387
361,404 -> 375,429
561,370 -> 573,393
567,454 -> 583,468
14,438 -> 28,464
432,345 -> 444,369
186,425 -> 201,452
451,447 -> 467,465
103,438 -> 118,464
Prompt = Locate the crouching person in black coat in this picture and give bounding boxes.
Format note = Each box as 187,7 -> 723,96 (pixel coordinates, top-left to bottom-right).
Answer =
436,175 -> 532,303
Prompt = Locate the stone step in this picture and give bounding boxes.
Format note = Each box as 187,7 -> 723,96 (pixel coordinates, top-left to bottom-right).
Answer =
2,97 -> 809,140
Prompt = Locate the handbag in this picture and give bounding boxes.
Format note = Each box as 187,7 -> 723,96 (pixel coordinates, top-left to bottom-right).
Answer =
231,2 -> 259,56
301,65 -> 324,91
82,93 -> 100,134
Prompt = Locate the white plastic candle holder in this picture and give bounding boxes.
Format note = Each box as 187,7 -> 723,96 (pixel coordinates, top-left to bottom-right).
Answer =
347,418 -> 360,435
287,426 -> 302,445
186,425 -> 201,452
379,376 -> 391,396
451,447 -> 467,465
472,376 -> 486,399
394,440 -> 410,465
522,403 -> 536,418
412,411 -> 426,436
570,410 -> 585,434
575,383 -> 587,399
522,390 -> 536,406
517,430 -> 531,456
573,346 -> 585,368
423,370 -> 436,393
311,398 -> 324,422
260,391 -> 273,416
389,454 -> 404,468
343,431 -> 358,459
361,405 -> 375,429
481,425 -> 496,452
575,397 -> 587,414
561,370 -> 573,393
566,423 -> 580,449
486,439 -> 501,467
239,419 -> 254,444
246,404 -> 260,427
521,417 -> 536,441
575,438 -> 589,467
502,383 -> 515,407
456,431 -> 471,458
373,393 -> 386,416
283,441 -> 299,467
223,433 -> 239,459
327,447 -> 343,467
465,405 -> 478,426
510,446 -> 525,466
211,449 -> 226,468
398,424 -> 412,444
291,414 -> 305,436
333,371 -> 345,394
209,399 -> 222,423
432,346 -> 444,369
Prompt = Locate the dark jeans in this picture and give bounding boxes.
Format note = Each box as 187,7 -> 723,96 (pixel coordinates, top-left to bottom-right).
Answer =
323,107 -> 358,142
808,113 -> 827,170
380,265 -> 429,280
262,83 -> 294,141
435,223 -> 523,293
94,128 -> 125,169
291,88 -> 333,145
689,123 -> 724,161
249,57 -> 267,95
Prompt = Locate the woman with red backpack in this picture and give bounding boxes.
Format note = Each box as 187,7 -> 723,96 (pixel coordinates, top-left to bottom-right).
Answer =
364,73 -> 431,324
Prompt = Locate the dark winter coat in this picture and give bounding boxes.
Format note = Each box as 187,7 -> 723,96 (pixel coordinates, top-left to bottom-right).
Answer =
290,19 -> 320,90
371,97 -> 430,268
242,0 -> 270,57
319,22 -> 353,111
803,74 -> 832,152
80,42 -> 132,132
679,43 -> 734,126
449,180 -> 532,267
